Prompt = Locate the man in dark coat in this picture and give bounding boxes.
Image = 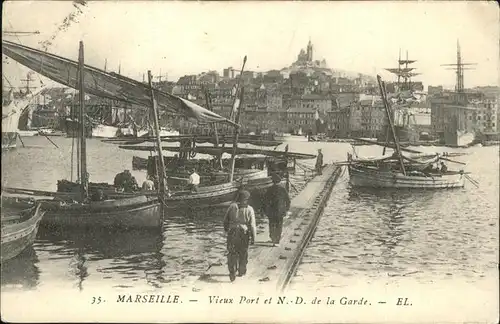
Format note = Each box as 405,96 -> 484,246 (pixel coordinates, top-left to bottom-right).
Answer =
114,170 -> 139,193
263,173 -> 291,246
315,148 -> 324,175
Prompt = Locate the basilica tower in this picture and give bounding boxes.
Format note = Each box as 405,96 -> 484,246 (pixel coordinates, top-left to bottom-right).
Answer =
306,39 -> 313,62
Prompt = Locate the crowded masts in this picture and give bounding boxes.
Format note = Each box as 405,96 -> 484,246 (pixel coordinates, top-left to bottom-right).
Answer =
385,49 -> 421,92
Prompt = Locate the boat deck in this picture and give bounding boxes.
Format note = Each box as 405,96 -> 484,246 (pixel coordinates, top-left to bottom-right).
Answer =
189,164 -> 342,294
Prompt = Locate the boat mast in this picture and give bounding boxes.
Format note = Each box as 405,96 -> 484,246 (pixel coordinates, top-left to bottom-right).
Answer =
228,56 -> 247,182
78,41 -> 89,200
229,56 -> 247,122
377,75 -> 406,175
147,70 -> 167,219
204,88 -> 223,169
229,87 -> 244,182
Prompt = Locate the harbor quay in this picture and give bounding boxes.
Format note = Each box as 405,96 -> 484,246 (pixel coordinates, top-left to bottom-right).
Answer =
191,164 -> 342,293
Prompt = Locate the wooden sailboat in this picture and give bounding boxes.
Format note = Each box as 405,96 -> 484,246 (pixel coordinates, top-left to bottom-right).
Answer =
347,75 -> 466,189
1,203 -> 45,262
39,43 -> 162,229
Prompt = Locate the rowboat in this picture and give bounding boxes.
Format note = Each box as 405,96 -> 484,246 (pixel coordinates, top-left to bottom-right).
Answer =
1,203 -> 45,262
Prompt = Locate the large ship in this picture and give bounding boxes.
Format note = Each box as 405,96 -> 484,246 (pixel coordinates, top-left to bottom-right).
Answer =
2,88 -> 42,150
377,50 -> 430,144
430,41 -> 478,147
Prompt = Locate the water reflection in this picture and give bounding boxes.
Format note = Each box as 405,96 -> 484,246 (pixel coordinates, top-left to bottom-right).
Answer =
69,249 -> 88,291
31,210 -> 228,290
38,228 -> 164,258
1,247 -> 40,290
37,228 -> 165,289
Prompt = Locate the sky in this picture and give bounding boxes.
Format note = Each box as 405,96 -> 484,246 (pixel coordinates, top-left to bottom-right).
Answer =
2,1 -> 499,90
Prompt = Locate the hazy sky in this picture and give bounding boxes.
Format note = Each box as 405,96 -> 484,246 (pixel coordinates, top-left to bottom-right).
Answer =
2,1 -> 499,90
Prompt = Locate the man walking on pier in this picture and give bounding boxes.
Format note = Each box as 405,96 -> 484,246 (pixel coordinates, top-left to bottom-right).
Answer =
264,173 -> 291,246
223,190 -> 257,282
315,149 -> 324,175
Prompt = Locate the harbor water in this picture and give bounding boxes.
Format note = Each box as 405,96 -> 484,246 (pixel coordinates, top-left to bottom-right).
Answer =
1,136 -> 498,295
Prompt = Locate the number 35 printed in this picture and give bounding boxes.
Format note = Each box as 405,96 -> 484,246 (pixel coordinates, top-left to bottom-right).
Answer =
91,297 -> 103,304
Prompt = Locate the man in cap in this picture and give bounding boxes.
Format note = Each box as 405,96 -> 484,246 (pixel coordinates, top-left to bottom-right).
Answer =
263,172 -> 291,246
315,148 -> 324,175
223,190 -> 256,282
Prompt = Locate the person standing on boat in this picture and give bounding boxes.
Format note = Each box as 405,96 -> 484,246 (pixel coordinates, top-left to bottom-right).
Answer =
223,190 -> 256,282
315,149 -> 324,175
264,173 -> 291,246
187,167 -> 200,192
142,175 -> 155,191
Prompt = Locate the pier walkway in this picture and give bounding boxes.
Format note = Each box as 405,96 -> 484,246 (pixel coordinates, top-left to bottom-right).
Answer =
192,164 -> 342,292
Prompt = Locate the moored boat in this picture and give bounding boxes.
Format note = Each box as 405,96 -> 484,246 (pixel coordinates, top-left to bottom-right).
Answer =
1,203 -> 45,262
347,163 -> 465,189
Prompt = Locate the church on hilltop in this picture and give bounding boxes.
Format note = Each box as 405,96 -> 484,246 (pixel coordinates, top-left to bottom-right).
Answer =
297,39 -> 314,63
282,39 -> 331,76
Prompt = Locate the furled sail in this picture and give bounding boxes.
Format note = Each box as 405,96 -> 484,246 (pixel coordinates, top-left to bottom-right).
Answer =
2,40 -> 236,126
385,67 -> 415,74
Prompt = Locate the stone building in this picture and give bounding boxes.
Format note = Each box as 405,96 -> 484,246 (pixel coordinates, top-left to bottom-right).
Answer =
327,108 -> 350,138
286,107 -> 315,134
290,93 -> 332,112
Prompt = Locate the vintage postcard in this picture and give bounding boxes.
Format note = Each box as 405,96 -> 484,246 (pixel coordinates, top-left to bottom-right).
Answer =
1,1 -> 498,323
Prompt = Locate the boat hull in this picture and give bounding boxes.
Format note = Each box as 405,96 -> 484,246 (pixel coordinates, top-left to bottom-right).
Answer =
164,176 -> 273,210
348,165 -> 465,189
1,196 -> 161,229
41,197 -> 162,229
1,204 -> 45,262
92,124 -> 120,138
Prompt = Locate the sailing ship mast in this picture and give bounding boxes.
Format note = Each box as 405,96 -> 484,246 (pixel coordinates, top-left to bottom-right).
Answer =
385,50 -> 420,92
441,40 -> 477,104
377,75 -> 406,175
